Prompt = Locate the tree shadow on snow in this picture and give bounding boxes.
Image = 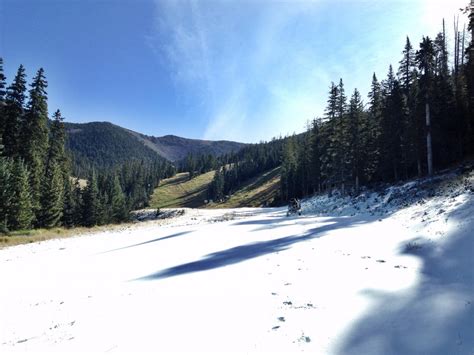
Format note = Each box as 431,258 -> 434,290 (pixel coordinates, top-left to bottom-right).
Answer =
135,215 -> 372,281
103,231 -> 193,253
336,197 -> 474,355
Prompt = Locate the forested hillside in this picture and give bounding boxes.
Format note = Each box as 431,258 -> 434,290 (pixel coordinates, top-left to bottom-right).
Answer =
0,61 -> 174,232
64,121 -> 246,178
65,121 -> 167,178
207,16 -> 474,204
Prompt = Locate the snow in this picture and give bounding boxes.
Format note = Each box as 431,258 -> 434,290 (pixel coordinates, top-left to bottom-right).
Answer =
1,168 -> 473,354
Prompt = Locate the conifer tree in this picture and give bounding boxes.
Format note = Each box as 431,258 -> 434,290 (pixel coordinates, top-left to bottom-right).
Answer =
8,159 -> 34,230
62,177 -> 76,228
22,68 -> 49,217
208,167 -> 224,202
72,178 -> 83,226
3,65 -> 27,158
347,89 -> 365,192
334,78 -> 349,191
416,37 -> 435,176
111,174 -> 128,222
46,110 -> 67,171
82,171 -> 99,227
0,157 -> 12,232
366,73 -> 383,180
39,162 -> 64,228
398,37 -> 416,96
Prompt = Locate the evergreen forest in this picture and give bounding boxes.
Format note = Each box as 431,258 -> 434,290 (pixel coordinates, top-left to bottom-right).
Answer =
0,61 -> 174,232
208,17 -> 474,203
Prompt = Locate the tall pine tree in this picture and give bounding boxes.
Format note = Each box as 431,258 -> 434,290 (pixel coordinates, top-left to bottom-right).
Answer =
22,68 -> 49,219
3,65 -> 27,158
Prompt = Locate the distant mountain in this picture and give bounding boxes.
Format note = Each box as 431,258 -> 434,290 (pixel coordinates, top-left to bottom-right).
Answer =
128,131 -> 246,162
64,121 -> 246,176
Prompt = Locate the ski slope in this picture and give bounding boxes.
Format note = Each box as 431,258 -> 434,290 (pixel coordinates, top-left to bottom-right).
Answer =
1,169 -> 473,354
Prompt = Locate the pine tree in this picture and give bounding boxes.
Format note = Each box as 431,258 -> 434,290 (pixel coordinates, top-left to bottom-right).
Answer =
8,159 -> 34,230
347,89 -> 365,192
208,167 -> 224,202
111,174 -> 128,222
0,157 -> 12,232
82,171 -> 99,227
39,162 -> 64,228
398,37 -> 416,96
3,65 -> 27,158
416,37 -> 435,176
62,177 -> 76,228
46,110 -> 67,171
366,73 -> 383,181
72,178 -> 83,226
381,65 -> 405,181
334,78 -> 349,191
22,68 -> 49,218
408,72 -> 424,176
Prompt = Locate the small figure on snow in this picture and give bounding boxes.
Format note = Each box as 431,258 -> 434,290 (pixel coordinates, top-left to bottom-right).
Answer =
287,198 -> 302,216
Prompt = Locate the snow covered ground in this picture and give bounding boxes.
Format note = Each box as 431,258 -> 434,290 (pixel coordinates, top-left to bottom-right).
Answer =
1,167 -> 473,354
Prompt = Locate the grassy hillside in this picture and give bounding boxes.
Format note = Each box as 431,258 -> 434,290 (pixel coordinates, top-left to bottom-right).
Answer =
150,171 -> 216,208
214,167 -> 281,208
150,167 -> 281,209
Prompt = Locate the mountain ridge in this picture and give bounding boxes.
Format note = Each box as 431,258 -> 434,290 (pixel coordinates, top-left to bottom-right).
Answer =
64,121 -> 247,176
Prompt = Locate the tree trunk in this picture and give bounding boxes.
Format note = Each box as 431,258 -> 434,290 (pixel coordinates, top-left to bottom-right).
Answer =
426,102 -> 433,176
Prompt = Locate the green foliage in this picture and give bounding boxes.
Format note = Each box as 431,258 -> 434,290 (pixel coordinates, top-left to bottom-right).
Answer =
65,121 -> 169,178
61,178 -> 76,228
111,175 -> 128,223
82,171 -> 100,227
22,68 -> 49,217
208,167 -> 224,202
0,158 -> 12,232
39,162 -> 64,228
8,159 -> 34,230
3,65 -> 27,158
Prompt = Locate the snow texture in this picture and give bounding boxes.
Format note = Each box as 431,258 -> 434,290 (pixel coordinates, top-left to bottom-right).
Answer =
0,166 -> 473,354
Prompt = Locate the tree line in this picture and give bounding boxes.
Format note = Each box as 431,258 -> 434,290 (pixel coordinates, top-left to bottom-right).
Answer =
0,60 -> 172,232
207,138 -> 284,202
280,17 -> 474,200
207,14 -> 473,204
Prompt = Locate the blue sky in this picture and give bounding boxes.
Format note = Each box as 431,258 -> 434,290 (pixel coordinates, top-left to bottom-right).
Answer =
0,0 -> 469,143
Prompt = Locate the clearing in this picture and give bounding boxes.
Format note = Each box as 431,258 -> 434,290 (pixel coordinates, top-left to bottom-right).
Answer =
0,167 -> 473,354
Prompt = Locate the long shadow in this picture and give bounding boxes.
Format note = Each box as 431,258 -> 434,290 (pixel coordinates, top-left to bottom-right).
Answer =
232,214 -> 355,231
336,197 -> 474,355
135,215 -> 370,281
104,231 -> 192,253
